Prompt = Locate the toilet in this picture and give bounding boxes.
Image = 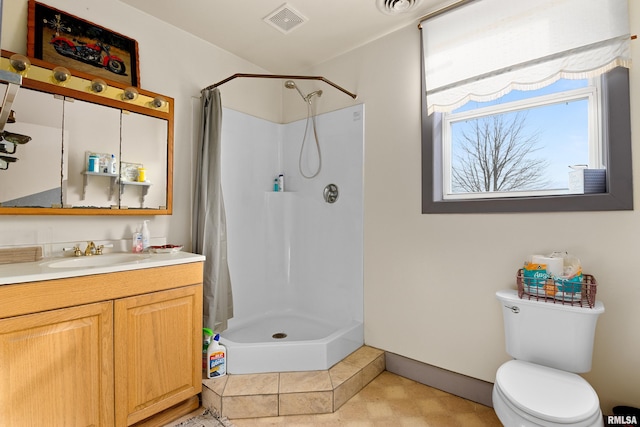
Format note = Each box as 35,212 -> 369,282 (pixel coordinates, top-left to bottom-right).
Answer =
493,289 -> 605,426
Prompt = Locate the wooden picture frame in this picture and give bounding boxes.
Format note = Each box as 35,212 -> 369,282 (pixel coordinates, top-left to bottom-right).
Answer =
27,0 -> 140,87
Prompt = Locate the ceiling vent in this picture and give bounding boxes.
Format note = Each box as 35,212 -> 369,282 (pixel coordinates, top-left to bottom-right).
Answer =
263,3 -> 308,34
376,0 -> 422,15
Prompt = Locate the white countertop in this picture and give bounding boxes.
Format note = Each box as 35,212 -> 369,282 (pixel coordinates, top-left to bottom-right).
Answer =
0,251 -> 205,285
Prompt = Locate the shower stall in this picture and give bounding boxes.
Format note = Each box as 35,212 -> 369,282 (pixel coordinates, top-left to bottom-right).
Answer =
219,101 -> 364,374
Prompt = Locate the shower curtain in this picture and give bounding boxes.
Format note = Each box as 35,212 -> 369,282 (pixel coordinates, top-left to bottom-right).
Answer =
193,87 -> 233,332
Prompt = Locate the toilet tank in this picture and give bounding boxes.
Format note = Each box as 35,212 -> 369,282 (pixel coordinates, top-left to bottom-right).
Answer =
496,289 -> 605,373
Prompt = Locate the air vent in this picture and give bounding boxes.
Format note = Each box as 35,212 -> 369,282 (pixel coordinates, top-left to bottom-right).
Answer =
263,3 -> 307,34
376,0 -> 422,15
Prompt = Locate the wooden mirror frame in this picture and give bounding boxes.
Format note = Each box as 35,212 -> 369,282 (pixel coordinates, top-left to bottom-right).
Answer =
0,50 -> 173,215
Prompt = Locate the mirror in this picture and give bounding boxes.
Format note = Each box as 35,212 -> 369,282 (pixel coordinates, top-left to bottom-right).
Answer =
63,96 -> 121,209
0,87 -> 63,207
0,50 -> 173,215
120,110 -> 168,209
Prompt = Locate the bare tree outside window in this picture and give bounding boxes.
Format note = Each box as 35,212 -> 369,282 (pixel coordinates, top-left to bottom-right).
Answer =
451,112 -> 549,193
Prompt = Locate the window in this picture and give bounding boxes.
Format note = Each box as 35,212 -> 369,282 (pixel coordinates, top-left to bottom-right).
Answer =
445,78 -> 596,199
421,0 -> 632,213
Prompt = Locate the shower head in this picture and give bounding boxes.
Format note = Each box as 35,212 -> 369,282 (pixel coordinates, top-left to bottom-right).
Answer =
305,90 -> 323,101
285,79 -> 306,102
284,80 -> 322,103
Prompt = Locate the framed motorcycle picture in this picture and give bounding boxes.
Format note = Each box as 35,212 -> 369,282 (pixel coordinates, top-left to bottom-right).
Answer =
27,0 -> 140,87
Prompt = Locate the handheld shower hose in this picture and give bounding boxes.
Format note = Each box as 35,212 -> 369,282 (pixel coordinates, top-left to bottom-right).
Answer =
285,80 -> 322,179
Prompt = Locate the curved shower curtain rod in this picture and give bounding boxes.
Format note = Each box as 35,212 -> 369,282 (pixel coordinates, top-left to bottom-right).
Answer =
204,73 -> 358,100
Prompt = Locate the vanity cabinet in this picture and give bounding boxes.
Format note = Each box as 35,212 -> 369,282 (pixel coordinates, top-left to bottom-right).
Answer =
0,301 -> 114,426
0,261 -> 203,427
115,285 -> 201,426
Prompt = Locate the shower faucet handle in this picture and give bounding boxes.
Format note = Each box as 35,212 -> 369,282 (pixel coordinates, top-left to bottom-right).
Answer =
324,184 -> 339,203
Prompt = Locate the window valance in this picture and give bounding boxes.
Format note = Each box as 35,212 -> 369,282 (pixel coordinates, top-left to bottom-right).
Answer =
421,0 -> 631,115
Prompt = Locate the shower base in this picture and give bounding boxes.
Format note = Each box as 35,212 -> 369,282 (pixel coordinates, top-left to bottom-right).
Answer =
202,345 -> 385,419
220,311 -> 363,374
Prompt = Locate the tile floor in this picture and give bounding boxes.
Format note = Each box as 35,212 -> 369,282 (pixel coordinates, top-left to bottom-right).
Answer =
229,371 -> 502,427
192,344 -> 501,426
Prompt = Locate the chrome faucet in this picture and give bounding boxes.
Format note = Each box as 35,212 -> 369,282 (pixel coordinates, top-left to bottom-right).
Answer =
84,241 -> 97,256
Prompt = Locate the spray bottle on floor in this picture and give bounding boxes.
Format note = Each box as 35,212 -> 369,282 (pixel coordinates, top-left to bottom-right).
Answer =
203,329 -> 226,378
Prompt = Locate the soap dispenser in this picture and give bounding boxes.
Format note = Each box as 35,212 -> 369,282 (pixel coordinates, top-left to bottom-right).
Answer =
141,220 -> 150,251
131,225 -> 143,253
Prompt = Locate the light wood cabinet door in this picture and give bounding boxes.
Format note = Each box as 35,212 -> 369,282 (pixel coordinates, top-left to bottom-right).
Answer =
114,284 -> 202,426
0,301 -> 114,426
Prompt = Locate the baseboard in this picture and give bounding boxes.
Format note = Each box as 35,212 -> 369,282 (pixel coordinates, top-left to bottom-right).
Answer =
384,352 -> 494,408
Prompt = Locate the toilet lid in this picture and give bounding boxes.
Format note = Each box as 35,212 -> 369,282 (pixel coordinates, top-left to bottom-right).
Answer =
496,360 -> 601,424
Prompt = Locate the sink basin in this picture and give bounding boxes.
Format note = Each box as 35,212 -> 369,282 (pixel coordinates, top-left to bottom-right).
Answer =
44,253 -> 152,269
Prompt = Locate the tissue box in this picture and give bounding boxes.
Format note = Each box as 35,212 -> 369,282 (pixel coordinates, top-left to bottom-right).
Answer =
568,168 -> 606,194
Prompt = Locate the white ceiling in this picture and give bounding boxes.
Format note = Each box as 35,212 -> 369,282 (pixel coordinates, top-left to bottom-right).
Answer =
118,0 -> 452,74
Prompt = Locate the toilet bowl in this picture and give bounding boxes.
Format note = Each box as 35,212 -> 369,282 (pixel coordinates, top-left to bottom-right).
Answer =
493,360 -> 603,427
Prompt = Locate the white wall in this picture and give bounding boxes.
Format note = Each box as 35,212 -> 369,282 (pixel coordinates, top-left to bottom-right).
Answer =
303,5 -> 640,415
0,0 -> 279,250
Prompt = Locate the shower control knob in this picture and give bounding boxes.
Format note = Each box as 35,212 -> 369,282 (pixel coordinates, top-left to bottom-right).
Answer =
323,184 -> 339,203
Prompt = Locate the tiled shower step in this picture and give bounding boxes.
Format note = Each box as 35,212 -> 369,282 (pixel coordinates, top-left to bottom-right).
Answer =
202,346 -> 385,419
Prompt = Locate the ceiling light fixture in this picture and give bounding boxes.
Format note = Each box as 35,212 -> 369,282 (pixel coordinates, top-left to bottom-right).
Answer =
376,0 -> 422,15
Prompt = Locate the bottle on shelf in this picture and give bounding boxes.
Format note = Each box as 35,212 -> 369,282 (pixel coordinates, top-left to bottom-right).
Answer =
88,154 -> 99,173
109,154 -> 118,174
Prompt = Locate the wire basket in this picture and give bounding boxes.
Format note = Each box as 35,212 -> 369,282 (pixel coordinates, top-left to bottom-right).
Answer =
516,268 -> 597,308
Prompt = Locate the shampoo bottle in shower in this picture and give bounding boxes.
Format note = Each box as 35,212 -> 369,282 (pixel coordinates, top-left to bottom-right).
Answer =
273,178 -> 279,192
278,174 -> 284,192
207,334 -> 226,378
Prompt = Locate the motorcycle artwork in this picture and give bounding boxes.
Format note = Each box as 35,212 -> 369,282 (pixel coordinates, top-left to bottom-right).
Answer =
49,36 -> 127,76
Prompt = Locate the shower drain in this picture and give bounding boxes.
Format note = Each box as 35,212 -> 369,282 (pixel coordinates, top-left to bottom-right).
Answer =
272,332 -> 287,339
